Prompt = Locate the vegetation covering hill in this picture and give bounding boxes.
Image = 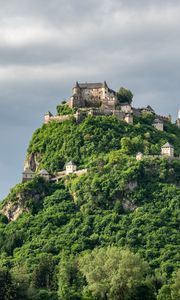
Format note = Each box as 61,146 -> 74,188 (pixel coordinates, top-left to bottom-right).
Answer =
0,113 -> 180,300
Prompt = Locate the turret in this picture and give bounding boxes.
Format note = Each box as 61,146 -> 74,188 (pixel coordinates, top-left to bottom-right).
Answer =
73,81 -> 80,95
176,109 -> 180,128
44,111 -> 53,124
65,161 -> 77,175
102,81 -> 108,98
124,113 -> 133,125
39,169 -> 51,181
152,118 -> 164,131
103,81 -> 108,88
161,142 -> 174,157
168,114 -> 172,123
136,152 -> 143,161
22,168 -> 35,182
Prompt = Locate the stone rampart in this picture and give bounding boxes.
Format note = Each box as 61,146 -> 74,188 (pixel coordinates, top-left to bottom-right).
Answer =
44,114 -> 75,124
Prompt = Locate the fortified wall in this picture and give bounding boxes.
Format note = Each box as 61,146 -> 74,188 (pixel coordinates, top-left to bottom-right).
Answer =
43,81 -> 180,128
44,107 -> 133,125
44,81 -> 134,125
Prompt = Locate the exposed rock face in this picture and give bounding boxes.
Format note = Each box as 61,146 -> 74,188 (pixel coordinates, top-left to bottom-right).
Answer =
0,191 -> 44,221
1,202 -> 28,221
24,153 -> 41,172
0,194 -> 29,221
0,177 -> 48,221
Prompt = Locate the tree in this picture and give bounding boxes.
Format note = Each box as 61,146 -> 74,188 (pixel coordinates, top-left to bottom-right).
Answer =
56,104 -> 75,115
0,268 -> 16,300
58,254 -> 83,300
171,269 -> 180,300
117,87 -> 133,104
27,288 -> 58,300
31,254 -> 56,290
157,270 -> 180,300
79,246 -> 149,300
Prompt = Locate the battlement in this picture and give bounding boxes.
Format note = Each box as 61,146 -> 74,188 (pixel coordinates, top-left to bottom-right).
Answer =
44,112 -> 74,124
43,82 -> 180,129
44,108 -> 134,125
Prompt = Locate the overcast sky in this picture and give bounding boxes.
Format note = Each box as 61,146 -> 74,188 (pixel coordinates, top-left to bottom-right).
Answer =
0,0 -> 180,199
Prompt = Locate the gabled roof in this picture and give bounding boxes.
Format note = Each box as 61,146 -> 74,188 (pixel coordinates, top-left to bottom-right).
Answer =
73,81 -> 117,94
153,118 -> 163,124
74,81 -> 110,89
45,111 -> 53,116
65,161 -> 76,166
147,105 -> 154,112
121,102 -> 131,106
23,168 -> 34,174
141,106 -> 155,113
39,169 -> 49,175
108,88 -> 116,95
161,142 -> 174,148
78,82 -> 104,89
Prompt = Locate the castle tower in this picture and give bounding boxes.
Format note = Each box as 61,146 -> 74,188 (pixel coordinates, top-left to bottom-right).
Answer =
65,161 -> 77,175
102,81 -> 108,98
152,119 -> 164,131
22,168 -> 35,182
72,81 -> 80,95
161,142 -> 174,157
39,169 -> 51,181
103,81 -> 108,88
124,113 -> 133,125
44,111 -> 53,124
136,152 -> 143,161
176,109 -> 180,128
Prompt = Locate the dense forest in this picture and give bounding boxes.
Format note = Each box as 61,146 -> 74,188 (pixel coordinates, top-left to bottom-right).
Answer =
0,112 -> 180,299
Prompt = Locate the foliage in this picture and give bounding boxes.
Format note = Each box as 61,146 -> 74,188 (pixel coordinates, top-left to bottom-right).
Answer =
0,268 -> 16,300
79,246 -> 150,300
31,254 -> 56,290
58,254 -> 83,300
56,104 -> 76,116
27,115 -> 180,173
0,114 -> 179,298
117,87 -> 133,104
157,269 -> 180,300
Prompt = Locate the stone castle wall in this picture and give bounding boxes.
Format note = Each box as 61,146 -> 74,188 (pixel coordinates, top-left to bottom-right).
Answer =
44,114 -> 74,124
68,82 -> 117,109
44,108 -> 133,125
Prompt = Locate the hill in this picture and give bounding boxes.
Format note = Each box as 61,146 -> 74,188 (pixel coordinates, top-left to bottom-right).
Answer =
0,113 -> 179,299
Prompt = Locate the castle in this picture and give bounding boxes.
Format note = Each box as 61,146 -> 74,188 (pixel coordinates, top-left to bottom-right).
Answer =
44,81 -> 133,125
44,81 -> 180,127
67,81 -> 118,109
22,81 -> 180,182
23,142 -> 178,183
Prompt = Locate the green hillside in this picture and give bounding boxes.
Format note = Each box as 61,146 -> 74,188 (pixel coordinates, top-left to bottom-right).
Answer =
0,114 -> 179,300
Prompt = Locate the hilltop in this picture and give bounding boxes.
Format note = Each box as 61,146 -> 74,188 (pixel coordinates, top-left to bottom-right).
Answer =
0,83 -> 180,300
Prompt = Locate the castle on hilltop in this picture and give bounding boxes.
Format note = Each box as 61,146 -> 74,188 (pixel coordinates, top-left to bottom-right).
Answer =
44,81 -> 134,125
67,81 -> 118,110
23,82 -> 180,182
44,81 -> 180,129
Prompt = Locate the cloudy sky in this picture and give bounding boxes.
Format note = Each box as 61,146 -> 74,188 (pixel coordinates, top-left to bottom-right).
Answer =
0,0 -> 180,199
